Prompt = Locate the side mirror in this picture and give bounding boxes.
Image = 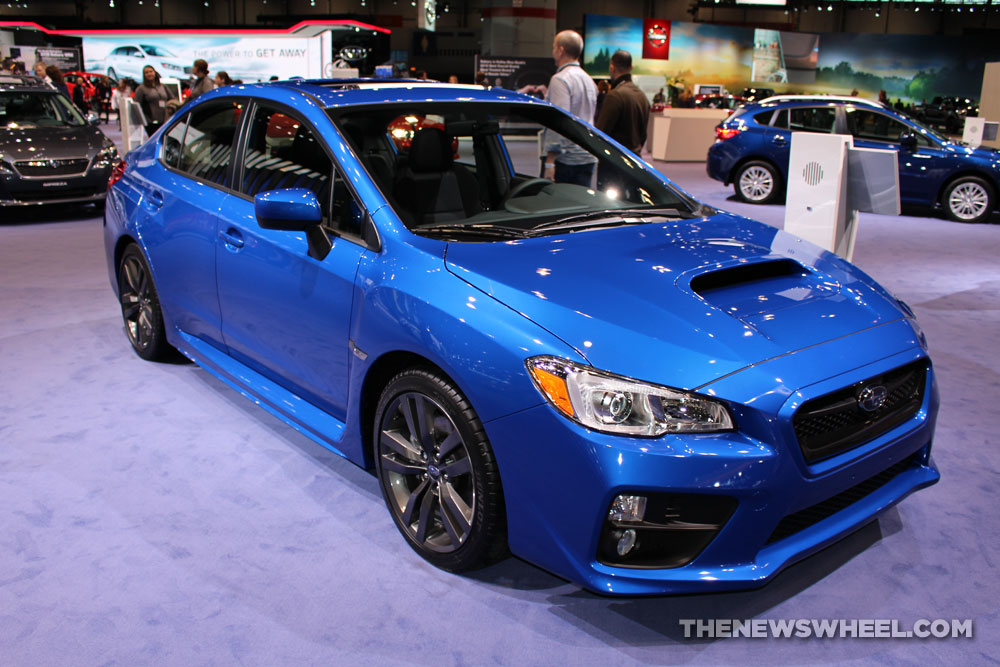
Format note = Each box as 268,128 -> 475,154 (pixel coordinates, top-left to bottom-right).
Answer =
899,132 -> 918,151
254,188 -> 332,260
86,112 -> 100,126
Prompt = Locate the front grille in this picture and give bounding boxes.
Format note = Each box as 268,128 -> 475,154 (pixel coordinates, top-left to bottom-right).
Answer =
766,454 -> 920,544
11,187 -> 101,202
793,360 -> 927,463
14,158 -> 91,177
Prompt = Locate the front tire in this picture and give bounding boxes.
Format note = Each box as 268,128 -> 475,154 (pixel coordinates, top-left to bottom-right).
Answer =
118,244 -> 171,360
734,160 -> 782,204
943,176 -> 994,223
374,369 -> 507,572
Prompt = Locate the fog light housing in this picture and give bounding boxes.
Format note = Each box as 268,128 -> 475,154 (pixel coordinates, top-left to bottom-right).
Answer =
608,494 -> 647,522
598,492 -> 737,568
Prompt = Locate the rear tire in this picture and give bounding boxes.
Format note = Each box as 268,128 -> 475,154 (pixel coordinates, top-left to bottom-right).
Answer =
117,244 -> 171,361
734,160 -> 782,204
942,176 -> 994,224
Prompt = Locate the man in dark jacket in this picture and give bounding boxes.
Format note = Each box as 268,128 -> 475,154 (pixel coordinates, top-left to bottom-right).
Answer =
595,50 -> 650,195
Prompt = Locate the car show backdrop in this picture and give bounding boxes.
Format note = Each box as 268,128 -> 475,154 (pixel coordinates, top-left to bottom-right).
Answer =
583,15 -> 1000,103
82,35 -> 329,83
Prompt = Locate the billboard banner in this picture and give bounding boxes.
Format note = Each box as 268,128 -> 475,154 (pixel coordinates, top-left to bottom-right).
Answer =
642,19 -> 670,61
82,35 -> 325,83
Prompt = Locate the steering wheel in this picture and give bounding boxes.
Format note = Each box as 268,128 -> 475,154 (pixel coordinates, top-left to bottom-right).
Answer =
503,178 -> 551,204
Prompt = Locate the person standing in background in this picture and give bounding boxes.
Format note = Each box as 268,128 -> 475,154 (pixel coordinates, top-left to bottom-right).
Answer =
214,71 -> 233,88
543,30 -> 597,186
189,58 -> 215,100
133,65 -> 169,135
33,61 -> 52,86
595,50 -> 650,193
596,50 -> 649,155
46,65 -> 70,100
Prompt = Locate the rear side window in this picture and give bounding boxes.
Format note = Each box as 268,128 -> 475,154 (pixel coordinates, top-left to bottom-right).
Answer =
161,113 -> 188,169
753,110 -> 775,125
177,100 -> 243,187
788,107 -> 836,133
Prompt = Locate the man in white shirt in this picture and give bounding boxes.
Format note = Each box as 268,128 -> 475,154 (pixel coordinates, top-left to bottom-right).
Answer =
543,30 -> 598,186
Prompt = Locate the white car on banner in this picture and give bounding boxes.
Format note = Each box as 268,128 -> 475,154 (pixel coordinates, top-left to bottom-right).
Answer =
97,44 -> 191,81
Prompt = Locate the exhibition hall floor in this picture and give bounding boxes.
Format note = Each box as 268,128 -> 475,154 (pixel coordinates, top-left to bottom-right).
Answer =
2,154 -> 999,665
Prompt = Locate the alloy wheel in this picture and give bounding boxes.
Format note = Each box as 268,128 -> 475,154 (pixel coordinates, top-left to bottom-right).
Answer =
739,165 -> 774,202
948,182 -> 989,221
119,254 -> 156,352
378,392 -> 476,553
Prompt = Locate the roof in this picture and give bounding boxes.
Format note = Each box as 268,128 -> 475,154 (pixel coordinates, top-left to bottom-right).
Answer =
757,94 -> 886,108
0,75 -> 57,92
264,78 -> 544,109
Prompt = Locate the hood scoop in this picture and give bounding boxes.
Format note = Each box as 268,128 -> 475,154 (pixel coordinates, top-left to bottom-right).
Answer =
689,258 -> 840,318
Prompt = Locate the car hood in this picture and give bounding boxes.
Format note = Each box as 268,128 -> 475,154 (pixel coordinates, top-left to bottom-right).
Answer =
445,213 -> 907,390
0,126 -> 106,161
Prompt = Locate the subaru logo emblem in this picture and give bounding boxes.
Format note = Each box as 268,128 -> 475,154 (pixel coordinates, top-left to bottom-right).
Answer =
858,385 -> 888,412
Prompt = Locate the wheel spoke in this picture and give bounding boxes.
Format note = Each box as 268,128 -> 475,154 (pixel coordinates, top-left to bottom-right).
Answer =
401,478 -> 430,525
379,454 -> 424,476
436,428 -> 462,459
440,456 -> 472,478
413,485 -> 435,543
440,481 -> 473,537
439,494 -> 463,546
401,395 -> 433,453
381,428 -> 423,461
123,260 -> 140,292
121,302 -> 140,320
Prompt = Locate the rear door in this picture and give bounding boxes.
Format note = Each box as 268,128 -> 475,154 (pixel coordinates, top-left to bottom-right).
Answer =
136,98 -> 244,349
769,105 -> 838,178
214,101 -> 369,419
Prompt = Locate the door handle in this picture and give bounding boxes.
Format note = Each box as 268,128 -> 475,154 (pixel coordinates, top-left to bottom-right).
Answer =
771,135 -> 787,145
218,228 -> 245,249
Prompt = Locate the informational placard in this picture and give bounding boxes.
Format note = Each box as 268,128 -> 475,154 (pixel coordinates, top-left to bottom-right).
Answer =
21,46 -> 81,73
475,56 -> 554,96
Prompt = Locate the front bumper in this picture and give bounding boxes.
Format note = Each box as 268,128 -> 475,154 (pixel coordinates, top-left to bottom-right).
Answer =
0,163 -> 111,206
486,337 -> 939,596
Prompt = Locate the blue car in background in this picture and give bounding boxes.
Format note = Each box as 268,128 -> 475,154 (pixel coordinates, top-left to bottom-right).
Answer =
708,95 -> 1000,223
103,81 -> 939,595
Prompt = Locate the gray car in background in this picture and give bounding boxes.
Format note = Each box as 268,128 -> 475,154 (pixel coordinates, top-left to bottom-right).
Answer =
0,76 -> 119,207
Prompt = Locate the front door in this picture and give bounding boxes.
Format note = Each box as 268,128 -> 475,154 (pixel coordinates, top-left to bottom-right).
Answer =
215,103 -> 368,419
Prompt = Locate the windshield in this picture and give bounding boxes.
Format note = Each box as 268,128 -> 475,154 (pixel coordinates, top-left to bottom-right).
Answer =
0,91 -> 86,128
328,102 -> 698,238
140,45 -> 176,57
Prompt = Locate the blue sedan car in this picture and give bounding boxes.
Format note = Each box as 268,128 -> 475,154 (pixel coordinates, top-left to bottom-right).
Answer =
103,81 -> 939,595
708,95 -> 1000,223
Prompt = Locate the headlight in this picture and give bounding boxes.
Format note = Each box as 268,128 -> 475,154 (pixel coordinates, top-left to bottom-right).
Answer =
94,145 -> 119,167
525,356 -> 734,436
162,62 -> 183,71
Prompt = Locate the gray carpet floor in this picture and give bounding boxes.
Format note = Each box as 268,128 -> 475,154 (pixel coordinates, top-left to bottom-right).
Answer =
1,151 -> 998,665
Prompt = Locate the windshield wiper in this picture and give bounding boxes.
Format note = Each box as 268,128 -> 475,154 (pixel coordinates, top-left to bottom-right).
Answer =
530,207 -> 693,233
416,222 -> 531,239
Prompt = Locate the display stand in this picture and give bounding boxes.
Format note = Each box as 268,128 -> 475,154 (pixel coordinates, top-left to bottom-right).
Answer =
648,108 -> 730,161
120,97 -> 148,154
783,132 -> 899,262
